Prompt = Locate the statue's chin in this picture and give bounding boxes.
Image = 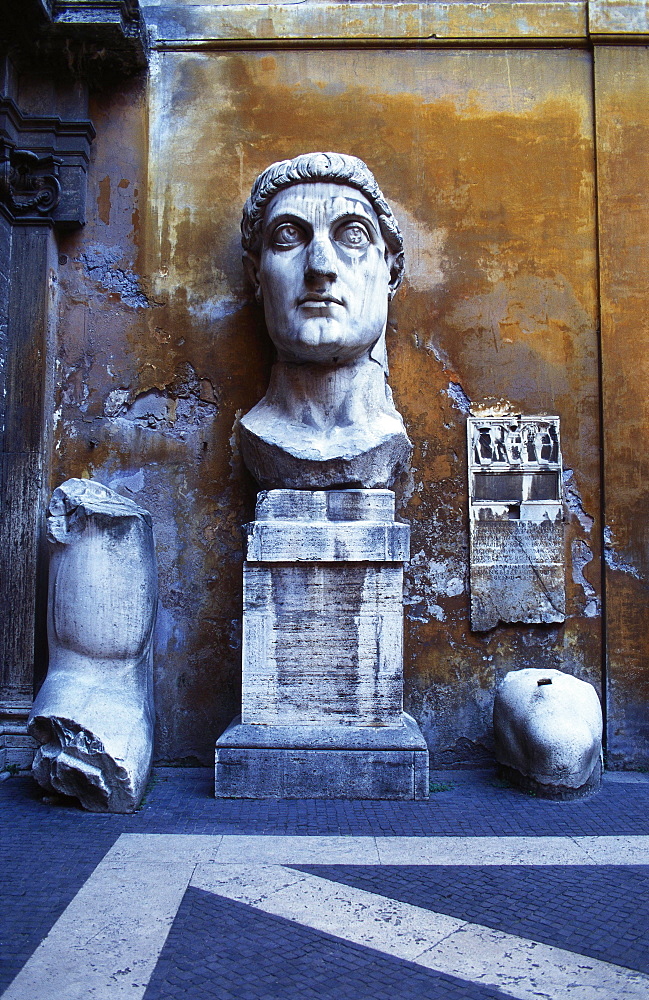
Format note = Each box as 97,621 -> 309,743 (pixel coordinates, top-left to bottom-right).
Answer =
271,322 -> 383,366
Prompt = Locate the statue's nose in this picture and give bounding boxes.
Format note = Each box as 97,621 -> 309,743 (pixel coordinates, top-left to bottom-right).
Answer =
304,237 -> 337,282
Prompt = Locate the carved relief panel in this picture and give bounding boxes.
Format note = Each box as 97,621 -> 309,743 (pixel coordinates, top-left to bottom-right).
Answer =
468,415 -> 565,631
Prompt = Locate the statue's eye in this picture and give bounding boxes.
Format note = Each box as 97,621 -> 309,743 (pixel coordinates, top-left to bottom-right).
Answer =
271,223 -> 305,248
335,222 -> 371,249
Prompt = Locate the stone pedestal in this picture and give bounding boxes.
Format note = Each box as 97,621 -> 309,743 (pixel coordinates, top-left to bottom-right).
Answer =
215,489 -> 428,799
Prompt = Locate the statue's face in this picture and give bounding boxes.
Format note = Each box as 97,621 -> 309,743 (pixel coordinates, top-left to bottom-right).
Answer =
250,182 -> 393,364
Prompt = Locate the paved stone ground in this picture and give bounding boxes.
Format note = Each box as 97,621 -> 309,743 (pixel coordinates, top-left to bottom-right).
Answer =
1,766 -> 649,999
295,864 -> 649,974
144,888 -> 517,1000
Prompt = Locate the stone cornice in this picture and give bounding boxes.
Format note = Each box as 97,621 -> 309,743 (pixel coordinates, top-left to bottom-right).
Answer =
0,0 -> 147,82
589,0 -> 649,35
145,0 -> 649,49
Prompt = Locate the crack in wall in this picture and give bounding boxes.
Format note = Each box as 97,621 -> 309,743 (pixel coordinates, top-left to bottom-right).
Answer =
571,538 -> 600,617
445,380 -> 471,414
604,526 -> 641,579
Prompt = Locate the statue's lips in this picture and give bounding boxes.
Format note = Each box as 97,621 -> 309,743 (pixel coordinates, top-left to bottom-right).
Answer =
297,294 -> 345,308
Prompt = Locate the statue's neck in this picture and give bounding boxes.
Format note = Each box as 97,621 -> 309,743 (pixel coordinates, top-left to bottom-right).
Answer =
263,354 -> 392,432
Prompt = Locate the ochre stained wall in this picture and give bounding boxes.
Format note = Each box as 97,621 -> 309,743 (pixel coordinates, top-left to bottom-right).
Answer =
51,46 -> 602,765
596,46 -> 649,769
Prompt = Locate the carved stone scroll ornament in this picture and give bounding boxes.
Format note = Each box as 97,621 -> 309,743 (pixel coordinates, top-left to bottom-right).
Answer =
494,668 -> 603,799
0,142 -> 61,218
239,152 -> 412,489
28,479 -> 157,812
0,99 -> 95,227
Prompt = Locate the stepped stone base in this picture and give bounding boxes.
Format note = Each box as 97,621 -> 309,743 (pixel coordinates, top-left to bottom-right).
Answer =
215,713 -> 429,800
0,702 -> 36,771
218,489 -> 428,800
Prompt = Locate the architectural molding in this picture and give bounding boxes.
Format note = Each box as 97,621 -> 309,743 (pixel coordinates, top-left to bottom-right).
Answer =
0,145 -> 61,221
0,97 -> 95,228
146,0 -> 649,49
0,0 -> 147,82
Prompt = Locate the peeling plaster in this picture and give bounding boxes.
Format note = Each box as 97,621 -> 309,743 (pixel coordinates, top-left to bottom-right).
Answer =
77,243 -> 150,309
571,538 -> 600,618
604,525 -> 641,579
470,399 -> 516,418
425,341 -> 451,367
105,388 -> 130,417
104,364 -> 219,436
562,468 -> 594,532
445,380 -> 471,413
404,548 -> 467,624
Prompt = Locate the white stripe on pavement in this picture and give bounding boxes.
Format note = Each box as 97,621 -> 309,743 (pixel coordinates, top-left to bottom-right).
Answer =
105,832 -> 649,866
2,860 -> 195,1000
3,833 -> 648,1000
194,861 -> 649,1000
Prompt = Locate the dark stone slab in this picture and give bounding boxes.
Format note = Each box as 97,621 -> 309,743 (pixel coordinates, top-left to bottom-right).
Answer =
0,0 -> 147,83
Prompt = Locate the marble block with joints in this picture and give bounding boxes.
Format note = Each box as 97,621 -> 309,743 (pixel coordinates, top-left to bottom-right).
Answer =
215,489 -> 428,799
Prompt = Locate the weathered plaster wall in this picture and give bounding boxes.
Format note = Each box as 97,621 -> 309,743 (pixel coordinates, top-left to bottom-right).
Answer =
596,45 -> 649,769
49,37 -> 604,766
52,71 -> 262,763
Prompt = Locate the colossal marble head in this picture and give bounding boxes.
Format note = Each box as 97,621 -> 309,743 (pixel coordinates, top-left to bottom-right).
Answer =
241,152 -> 404,366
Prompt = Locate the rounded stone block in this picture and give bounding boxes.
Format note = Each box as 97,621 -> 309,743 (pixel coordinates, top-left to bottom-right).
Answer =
493,668 -> 603,799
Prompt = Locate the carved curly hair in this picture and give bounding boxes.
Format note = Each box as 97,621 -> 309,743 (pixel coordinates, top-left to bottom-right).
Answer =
241,152 -> 405,294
